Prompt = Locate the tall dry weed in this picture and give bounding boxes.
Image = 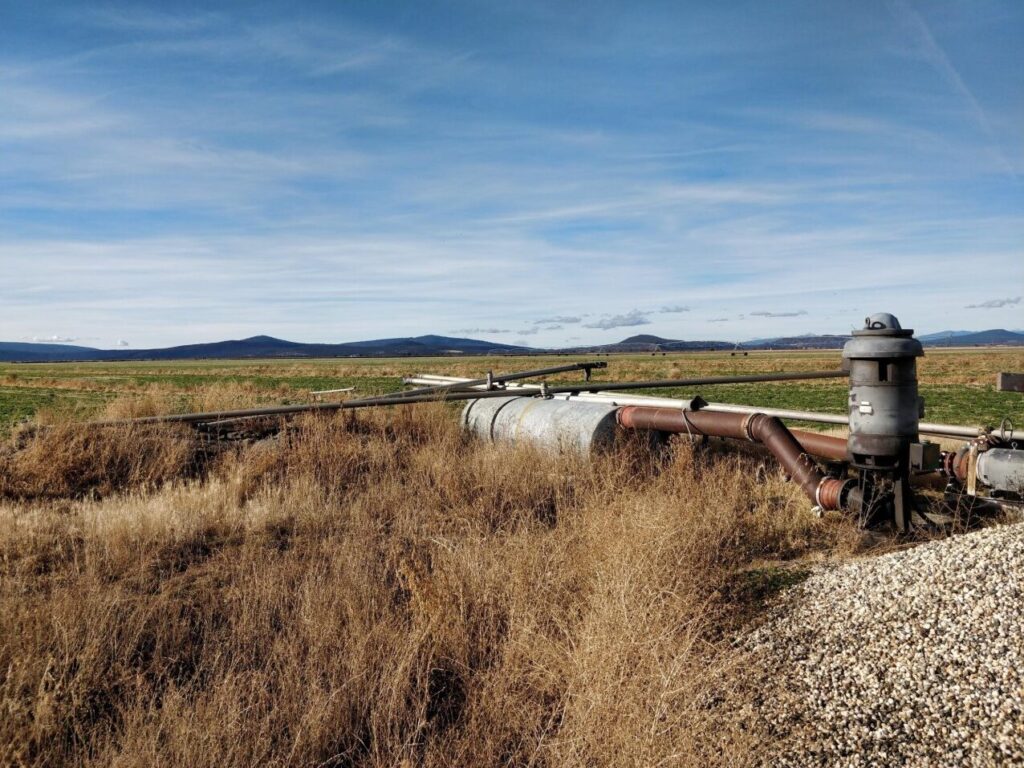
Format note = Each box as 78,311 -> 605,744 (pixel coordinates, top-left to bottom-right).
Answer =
0,423 -> 198,500
0,402 -> 854,767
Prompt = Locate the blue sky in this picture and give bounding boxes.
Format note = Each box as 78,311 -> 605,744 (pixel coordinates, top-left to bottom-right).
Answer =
1,0 -> 1022,348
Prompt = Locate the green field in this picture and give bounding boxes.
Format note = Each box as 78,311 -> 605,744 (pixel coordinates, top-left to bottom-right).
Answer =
2,347 -> 1022,435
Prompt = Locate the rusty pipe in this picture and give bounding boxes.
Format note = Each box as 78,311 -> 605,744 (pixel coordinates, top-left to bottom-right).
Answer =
614,407 -> 747,440
748,413 -> 834,507
788,429 -> 848,461
616,406 -> 848,511
613,407 -> 848,462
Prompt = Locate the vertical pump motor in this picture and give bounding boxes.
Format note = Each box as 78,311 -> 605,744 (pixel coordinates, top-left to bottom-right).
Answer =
842,312 -> 924,468
842,312 -> 938,528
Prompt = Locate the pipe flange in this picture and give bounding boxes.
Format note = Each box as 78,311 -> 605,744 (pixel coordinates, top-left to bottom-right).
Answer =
741,412 -> 758,442
815,477 -> 846,511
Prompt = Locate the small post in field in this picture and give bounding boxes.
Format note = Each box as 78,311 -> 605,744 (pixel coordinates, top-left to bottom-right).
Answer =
997,373 -> 1024,393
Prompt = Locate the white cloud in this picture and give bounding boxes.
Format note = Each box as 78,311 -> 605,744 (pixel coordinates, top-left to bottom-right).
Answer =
584,310 -> 651,330
965,297 -> 1020,309
1,4 -> 1021,348
750,310 -> 808,318
885,0 -> 1013,178
532,316 -> 582,325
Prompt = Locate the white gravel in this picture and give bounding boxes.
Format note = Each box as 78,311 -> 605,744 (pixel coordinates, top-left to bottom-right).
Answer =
744,523 -> 1024,767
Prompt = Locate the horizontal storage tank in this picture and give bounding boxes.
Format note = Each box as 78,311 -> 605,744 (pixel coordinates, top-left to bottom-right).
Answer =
461,396 -> 620,454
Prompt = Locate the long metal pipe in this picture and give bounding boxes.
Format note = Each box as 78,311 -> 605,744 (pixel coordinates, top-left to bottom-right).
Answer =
699,401 -> 1000,439
390,360 -> 606,400
405,376 -> 1013,441
406,377 -> 703,410
404,370 -> 847,394
788,430 -> 849,461
90,388 -> 553,427
616,406 -> 849,510
555,370 -> 846,391
93,370 -> 848,427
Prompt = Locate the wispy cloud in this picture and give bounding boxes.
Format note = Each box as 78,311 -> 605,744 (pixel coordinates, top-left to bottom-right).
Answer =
532,316 -> 582,325
450,328 -> 513,335
73,7 -> 224,33
1,3 -> 1021,346
750,310 -> 808,318
885,0 -> 1014,178
584,310 -> 651,330
965,297 -> 1020,309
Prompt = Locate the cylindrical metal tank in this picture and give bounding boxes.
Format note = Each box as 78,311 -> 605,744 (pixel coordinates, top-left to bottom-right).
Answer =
841,312 -> 924,468
977,449 -> 1024,494
461,396 -> 620,454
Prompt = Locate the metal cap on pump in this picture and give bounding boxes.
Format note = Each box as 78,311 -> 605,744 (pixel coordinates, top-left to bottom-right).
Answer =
842,313 -> 922,361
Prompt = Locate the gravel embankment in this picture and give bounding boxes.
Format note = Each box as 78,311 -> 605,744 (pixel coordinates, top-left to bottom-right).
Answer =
745,523 -> 1024,767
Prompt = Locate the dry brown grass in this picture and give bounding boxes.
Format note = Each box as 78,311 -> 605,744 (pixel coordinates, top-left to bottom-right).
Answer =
0,423 -> 198,501
0,401 -> 859,767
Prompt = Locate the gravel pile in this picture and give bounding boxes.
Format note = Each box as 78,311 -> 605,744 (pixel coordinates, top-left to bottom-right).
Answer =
745,523 -> 1024,767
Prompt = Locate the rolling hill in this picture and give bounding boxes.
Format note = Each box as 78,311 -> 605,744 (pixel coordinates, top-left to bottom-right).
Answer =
0,335 -> 531,362
921,329 -> 1024,347
3,328 -> 1022,363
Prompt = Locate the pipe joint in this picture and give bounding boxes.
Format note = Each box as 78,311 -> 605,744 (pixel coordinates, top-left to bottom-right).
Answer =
816,477 -> 847,511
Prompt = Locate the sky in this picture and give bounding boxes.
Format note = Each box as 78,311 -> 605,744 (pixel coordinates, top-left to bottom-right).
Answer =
1,0 -> 1022,348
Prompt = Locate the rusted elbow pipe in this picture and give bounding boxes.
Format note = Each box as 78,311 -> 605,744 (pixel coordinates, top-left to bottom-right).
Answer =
745,413 -> 846,510
616,406 -> 849,511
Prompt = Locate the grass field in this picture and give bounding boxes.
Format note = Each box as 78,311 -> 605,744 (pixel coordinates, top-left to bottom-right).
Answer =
2,346 -> 1022,433
0,347 -> 1021,766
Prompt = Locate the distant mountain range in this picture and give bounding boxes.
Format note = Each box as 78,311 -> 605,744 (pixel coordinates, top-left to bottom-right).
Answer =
918,329 -> 1024,347
2,329 -> 1022,362
0,335 -> 530,363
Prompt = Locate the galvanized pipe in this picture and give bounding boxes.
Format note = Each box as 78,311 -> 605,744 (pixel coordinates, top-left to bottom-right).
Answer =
702,402 -> 996,439
406,371 -> 846,387
695,401 -> 849,427
406,375 -> 1010,441
90,387 -> 553,427
462,396 -> 620,453
558,370 -> 846,391
405,377 -> 706,410
392,360 -> 606,400
94,370 -> 848,428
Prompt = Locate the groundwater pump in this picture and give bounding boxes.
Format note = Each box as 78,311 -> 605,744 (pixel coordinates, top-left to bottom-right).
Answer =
445,312 -> 1021,531
92,311 -> 1023,531
841,313 -> 938,529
